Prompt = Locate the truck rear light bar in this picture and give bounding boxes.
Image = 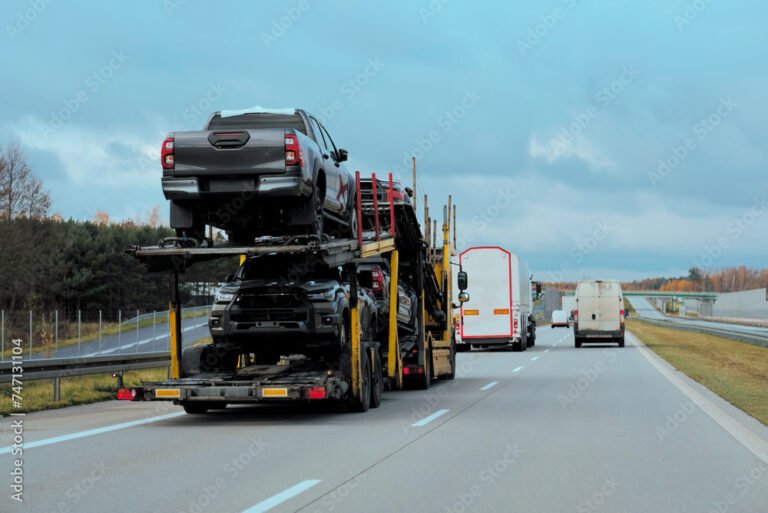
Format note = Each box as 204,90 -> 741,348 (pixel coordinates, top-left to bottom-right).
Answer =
284,132 -> 303,166
161,137 -> 174,169
117,388 -> 137,401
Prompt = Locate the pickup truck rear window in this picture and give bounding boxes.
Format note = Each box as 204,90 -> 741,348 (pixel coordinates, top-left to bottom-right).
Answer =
208,113 -> 307,134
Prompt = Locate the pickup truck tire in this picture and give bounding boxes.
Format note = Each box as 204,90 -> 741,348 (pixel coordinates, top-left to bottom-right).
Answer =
308,187 -> 324,237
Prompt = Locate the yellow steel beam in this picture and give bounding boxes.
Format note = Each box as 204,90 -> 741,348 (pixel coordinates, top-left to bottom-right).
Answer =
359,238 -> 396,259
350,305 -> 361,397
387,250 -> 402,387
169,305 -> 180,379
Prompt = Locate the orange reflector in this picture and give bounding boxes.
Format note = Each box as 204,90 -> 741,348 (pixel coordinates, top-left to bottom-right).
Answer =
262,388 -> 288,398
464,309 -> 479,316
155,388 -> 180,399
493,309 -> 509,315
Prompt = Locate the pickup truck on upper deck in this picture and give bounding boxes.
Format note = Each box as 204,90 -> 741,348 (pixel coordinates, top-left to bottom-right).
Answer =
161,107 -> 356,244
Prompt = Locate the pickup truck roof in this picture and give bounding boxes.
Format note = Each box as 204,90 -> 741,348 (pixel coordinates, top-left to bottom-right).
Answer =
206,111 -> 307,134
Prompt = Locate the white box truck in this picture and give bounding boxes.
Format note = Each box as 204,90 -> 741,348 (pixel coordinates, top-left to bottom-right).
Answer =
574,279 -> 625,348
459,246 -> 535,351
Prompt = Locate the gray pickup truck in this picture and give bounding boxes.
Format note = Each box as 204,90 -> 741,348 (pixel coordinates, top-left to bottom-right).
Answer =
161,108 -> 356,243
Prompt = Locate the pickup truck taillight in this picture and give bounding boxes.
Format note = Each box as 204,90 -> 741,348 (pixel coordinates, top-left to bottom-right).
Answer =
285,131 -> 303,166
161,137 -> 174,169
371,269 -> 383,290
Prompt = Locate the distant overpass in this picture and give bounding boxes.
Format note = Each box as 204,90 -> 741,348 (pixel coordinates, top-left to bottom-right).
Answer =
560,290 -> 718,299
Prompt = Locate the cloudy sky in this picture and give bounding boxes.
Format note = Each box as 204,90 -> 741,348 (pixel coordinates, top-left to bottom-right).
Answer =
1,0 -> 766,280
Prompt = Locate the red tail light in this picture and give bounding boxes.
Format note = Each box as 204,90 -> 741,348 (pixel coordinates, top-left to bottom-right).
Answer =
574,310 -> 579,320
620,310 -> 625,317
307,387 -> 326,400
161,137 -> 174,169
117,388 -> 136,400
285,131 -> 303,166
403,367 -> 410,375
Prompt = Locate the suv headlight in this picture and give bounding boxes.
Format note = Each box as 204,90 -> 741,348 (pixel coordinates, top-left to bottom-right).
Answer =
307,288 -> 336,301
215,290 -> 236,304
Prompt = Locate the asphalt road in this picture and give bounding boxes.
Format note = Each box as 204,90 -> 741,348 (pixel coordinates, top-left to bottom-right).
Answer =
2,327 -> 767,512
627,296 -> 768,336
25,315 -> 210,361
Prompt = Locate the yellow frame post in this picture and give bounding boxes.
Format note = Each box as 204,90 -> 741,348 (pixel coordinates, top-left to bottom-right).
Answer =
169,270 -> 182,379
387,250 -> 402,387
350,304 -> 361,397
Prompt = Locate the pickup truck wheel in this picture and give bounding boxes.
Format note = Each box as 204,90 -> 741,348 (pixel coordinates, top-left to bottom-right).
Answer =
308,188 -> 324,237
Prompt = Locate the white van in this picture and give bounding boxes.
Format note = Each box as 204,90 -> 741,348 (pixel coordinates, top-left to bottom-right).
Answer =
551,309 -> 569,328
574,280 -> 625,348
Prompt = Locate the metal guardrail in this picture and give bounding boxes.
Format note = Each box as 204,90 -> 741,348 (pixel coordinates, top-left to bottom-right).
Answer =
0,352 -> 170,384
632,318 -> 768,348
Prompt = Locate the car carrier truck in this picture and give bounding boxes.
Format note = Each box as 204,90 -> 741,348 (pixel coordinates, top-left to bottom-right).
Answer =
122,170 -> 467,413
458,246 -> 535,351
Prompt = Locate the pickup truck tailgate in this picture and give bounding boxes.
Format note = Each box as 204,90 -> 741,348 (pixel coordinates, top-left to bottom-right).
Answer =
172,128 -> 286,177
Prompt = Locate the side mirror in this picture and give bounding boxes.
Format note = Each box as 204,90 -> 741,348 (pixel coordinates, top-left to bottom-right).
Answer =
337,148 -> 349,162
224,273 -> 235,283
458,291 -> 470,303
457,271 -> 468,291
405,187 -> 414,197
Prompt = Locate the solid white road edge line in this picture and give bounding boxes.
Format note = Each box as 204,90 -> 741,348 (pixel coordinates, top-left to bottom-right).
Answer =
241,480 -> 322,513
480,381 -> 499,391
411,409 -> 450,427
628,330 -> 768,465
0,412 -> 186,455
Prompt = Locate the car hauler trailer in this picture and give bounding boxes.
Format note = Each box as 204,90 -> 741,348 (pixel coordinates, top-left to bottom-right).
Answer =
458,246 -> 535,351
121,171 -> 464,413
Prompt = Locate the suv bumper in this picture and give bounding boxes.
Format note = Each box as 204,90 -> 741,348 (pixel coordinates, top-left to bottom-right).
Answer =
162,173 -> 311,200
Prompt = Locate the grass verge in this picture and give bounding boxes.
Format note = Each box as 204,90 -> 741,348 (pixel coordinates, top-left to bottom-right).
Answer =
0,367 -> 169,416
627,319 -> 768,426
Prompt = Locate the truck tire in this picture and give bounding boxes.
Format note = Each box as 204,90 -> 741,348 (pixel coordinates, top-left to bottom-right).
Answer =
575,337 -> 583,348
182,402 -> 211,414
370,351 -> 383,409
348,352 -> 371,413
445,343 -> 456,380
618,336 -> 625,348
413,348 -> 432,390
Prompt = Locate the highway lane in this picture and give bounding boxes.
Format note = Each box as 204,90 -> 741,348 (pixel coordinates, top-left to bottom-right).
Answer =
628,296 -> 768,336
2,327 -> 767,512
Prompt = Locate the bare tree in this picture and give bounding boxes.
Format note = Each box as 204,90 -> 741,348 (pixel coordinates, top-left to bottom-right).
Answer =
0,142 -> 51,220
